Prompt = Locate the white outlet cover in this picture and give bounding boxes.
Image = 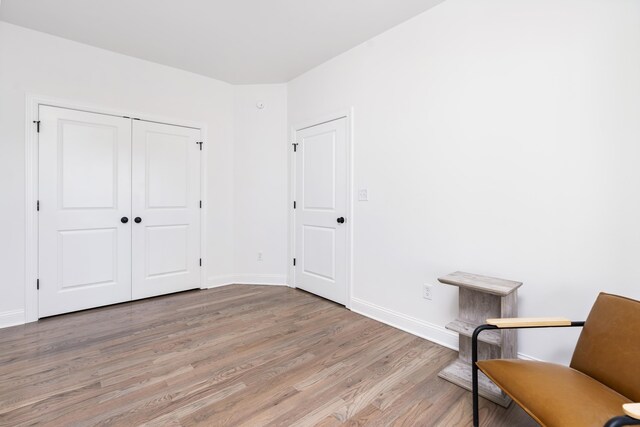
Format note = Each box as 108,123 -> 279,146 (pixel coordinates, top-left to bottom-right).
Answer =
423,284 -> 433,300
358,189 -> 368,201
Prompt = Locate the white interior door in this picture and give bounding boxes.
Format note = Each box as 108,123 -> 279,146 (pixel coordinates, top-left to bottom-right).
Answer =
131,120 -> 202,299
294,118 -> 348,305
38,106 -> 132,317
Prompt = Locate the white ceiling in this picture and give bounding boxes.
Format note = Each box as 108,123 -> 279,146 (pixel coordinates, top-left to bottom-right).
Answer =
0,0 -> 445,84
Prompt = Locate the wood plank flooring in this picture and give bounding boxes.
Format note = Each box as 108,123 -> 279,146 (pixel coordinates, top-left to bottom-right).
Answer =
0,285 -> 537,426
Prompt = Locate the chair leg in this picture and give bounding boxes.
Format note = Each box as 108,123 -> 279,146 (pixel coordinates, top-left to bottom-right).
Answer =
472,327 -> 481,427
472,324 -> 498,427
472,360 -> 480,427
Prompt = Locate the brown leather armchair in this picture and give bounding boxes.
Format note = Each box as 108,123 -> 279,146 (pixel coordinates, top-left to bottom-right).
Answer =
471,293 -> 640,427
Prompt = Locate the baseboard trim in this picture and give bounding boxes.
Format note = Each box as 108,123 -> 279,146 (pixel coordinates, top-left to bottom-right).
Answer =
350,297 -> 540,361
205,275 -> 237,288
516,352 -> 542,361
206,274 -> 287,289
351,297 -> 459,350
0,309 -> 25,329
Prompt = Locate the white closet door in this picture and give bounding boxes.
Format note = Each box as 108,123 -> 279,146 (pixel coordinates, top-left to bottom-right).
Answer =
294,118 -> 348,305
38,106 -> 132,317
131,121 -> 202,299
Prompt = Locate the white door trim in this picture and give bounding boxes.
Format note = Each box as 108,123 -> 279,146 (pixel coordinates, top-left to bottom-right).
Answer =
288,108 -> 354,309
24,94 -> 209,323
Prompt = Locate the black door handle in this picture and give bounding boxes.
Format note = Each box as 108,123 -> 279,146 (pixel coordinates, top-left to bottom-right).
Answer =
121,217 -> 129,224
337,217 -> 345,224
134,217 -> 142,224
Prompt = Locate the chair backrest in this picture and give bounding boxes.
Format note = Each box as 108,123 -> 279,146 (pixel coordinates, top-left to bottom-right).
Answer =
570,293 -> 640,401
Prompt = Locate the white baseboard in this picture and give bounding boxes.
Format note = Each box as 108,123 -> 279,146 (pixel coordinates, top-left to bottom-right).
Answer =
516,352 -> 541,361
206,274 -> 287,288
351,297 -> 459,350
350,297 -> 539,361
0,309 -> 25,329
205,274 -> 237,288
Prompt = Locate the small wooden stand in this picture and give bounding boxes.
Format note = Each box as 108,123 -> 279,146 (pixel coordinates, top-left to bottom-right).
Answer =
437,271 -> 522,407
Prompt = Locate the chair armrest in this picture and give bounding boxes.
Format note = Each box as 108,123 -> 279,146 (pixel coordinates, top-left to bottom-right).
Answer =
625,404 -> 640,420
472,320 -> 584,364
486,317 -> 572,328
471,320 -> 583,427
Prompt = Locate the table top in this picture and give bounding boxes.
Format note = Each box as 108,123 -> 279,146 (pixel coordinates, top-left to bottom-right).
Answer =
437,271 -> 522,296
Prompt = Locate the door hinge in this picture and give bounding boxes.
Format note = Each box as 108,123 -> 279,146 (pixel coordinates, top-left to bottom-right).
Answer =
292,142 -> 298,152
37,279 -> 39,290
293,258 -> 296,266
196,141 -> 203,151
200,200 -> 202,208
37,200 -> 40,211
293,201 -> 296,209
33,120 -> 41,133
199,258 -> 202,267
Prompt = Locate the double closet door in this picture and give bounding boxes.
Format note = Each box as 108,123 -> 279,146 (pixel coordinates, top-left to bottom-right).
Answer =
38,106 -> 202,318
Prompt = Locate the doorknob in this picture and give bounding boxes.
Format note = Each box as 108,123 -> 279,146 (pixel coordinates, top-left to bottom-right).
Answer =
134,217 -> 142,223
121,217 -> 129,224
337,217 -> 345,224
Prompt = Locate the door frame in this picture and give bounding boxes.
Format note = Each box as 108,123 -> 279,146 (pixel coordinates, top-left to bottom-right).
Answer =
288,108 -> 354,309
24,94 -> 209,323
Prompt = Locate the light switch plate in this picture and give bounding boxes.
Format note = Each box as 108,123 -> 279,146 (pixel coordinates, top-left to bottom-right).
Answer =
358,189 -> 368,201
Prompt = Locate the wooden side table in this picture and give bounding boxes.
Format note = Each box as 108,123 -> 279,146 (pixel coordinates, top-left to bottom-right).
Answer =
437,271 -> 522,407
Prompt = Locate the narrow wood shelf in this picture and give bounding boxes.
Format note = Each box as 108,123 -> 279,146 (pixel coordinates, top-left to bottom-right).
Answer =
445,319 -> 502,346
438,271 -> 522,297
437,271 -> 521,408
438,359 -> 511,407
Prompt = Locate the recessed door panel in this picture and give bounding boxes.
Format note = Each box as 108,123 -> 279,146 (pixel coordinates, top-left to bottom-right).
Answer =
132,121 -> 201,299
59,228 -> 117,289
295,118 -> 348,305
39,106 -> 132,317
303,131 -> 336,210
146,132 -> 189,208
303,225 -> 335,281
60,122 -> 117,209
146,225 -> 189,277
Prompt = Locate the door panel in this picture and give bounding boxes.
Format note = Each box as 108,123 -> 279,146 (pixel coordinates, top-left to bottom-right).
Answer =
146,132 -> 189,208
303,225 -> 335,280
60,123 -> 117,208
303,132 -> 336,210
295,118 -> 347,305
39,106 -> 132,317
146,225 -> 189,277
132,121 -> 201,299
58,228 -> 118,289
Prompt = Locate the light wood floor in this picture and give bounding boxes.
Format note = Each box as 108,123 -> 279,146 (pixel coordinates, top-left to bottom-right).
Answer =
0,285 -> 537,426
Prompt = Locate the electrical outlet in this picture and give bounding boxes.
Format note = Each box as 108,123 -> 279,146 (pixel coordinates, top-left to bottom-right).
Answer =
358,189 -> 368,201
423,284 -> 433,300
257,251 -> 263,261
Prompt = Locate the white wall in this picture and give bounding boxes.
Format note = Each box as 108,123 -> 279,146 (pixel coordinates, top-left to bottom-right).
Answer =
3,0 -> 640,365
288,0 -> 640,363
212,84 -> 288,286
0,22 -> 236,325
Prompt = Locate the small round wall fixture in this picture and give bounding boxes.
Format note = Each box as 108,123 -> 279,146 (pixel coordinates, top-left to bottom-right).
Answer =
256,101 -> 265,109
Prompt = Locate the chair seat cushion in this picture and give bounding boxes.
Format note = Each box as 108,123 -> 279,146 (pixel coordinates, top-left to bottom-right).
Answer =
477,359 -> 632,427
